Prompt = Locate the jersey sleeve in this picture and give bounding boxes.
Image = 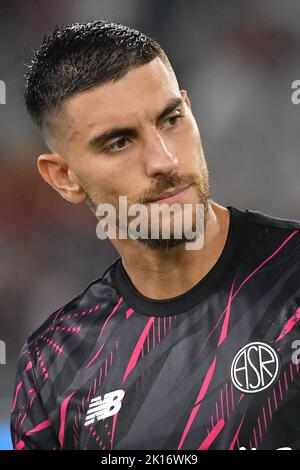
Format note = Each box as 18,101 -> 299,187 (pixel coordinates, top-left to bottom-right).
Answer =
10,343 -> 60,450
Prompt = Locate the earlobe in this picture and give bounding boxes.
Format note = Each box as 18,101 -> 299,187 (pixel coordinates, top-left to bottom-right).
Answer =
37,153 -> 87,204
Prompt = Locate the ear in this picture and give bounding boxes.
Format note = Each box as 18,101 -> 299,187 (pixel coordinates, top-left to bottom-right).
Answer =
37,153 -> 87,204
181,89 -> 192,111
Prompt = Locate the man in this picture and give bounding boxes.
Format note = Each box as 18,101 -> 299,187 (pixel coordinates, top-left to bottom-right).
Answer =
11,20 -> 300,450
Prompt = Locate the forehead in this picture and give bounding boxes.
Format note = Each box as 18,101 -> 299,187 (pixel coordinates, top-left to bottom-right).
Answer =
61,57 -> 180,142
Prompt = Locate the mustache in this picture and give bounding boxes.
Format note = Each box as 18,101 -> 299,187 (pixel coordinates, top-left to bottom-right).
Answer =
137,173 -> 203,205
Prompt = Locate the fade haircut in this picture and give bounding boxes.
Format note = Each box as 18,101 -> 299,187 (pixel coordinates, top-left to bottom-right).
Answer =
24,20 -> 173,138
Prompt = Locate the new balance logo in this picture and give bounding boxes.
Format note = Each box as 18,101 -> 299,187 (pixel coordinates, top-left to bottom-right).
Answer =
84,389 -> 125,426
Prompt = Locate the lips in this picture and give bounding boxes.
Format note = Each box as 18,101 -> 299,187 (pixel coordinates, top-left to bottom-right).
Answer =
150,184 -> 191,202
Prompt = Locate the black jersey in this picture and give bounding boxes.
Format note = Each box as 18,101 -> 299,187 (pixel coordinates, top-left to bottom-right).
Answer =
11,206 -> 300,450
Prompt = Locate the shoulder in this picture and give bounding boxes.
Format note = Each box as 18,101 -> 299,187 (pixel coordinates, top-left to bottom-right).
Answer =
242,207 -> 300,231
229,205 -> 300,243
228,205 -> 300,266
228,205 -> 300,231
26,257 -> 121,350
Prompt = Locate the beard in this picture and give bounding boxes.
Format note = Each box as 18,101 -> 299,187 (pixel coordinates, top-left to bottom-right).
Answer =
123,170 -> 211,251
86,167 -> 211,252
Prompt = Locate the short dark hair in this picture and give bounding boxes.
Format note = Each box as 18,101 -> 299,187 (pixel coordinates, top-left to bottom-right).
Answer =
24,20 -> 172,135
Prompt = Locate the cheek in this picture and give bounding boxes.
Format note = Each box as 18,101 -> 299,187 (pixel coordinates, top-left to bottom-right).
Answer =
175,119 -> 203,164
186,115 -> 202,146
178,113 -> 200,144
95,171 -> 137,205
74,162 -> 115,202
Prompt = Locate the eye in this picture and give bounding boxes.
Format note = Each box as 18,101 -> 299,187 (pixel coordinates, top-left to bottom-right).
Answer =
161,113 -> 183,129
104,137 -> 129,154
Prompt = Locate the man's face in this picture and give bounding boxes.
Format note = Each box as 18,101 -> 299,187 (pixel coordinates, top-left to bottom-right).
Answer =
47,57 -> 210,249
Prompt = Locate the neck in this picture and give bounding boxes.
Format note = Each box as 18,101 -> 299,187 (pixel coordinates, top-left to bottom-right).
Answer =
113,200 -> 230,300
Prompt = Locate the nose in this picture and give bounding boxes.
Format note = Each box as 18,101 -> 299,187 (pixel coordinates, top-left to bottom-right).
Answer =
143,129 -> 179,178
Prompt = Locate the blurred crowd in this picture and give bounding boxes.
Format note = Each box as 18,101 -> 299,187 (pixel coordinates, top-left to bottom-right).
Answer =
1,0 -> 300,448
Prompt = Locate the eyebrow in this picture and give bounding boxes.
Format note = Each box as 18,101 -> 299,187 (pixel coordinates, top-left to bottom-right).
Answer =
86,96 -> 184,151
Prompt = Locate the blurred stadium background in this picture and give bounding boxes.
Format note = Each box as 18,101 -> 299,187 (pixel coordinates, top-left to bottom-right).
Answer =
1,0 -> 300,450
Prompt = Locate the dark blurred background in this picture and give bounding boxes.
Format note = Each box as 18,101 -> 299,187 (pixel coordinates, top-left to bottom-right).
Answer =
1,0 -> 300,449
